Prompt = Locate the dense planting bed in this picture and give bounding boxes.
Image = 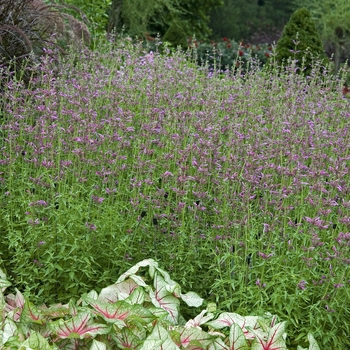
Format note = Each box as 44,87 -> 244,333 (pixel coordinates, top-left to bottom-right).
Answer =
0,39 -> 349,348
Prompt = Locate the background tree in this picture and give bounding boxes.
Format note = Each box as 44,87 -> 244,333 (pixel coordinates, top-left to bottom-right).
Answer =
293,0 -> 350,73
209,0 -> 297,43
275,7 -> 327,76
209,0 -> 260,41
107,0 -> 223,47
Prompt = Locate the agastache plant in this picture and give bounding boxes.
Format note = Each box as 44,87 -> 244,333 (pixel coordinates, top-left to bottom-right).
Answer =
0,36 -> 349,348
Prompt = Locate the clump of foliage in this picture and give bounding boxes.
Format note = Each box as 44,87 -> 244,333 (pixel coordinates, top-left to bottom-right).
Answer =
162,18 -> 190,49
293,0 -> 350,73
1,37 -> 350,349
209,0 -> 297,44
48,0 -> 111,41
105,0 -> 223,46
143,36 -> 273,72
275,7 -> 327,76
0,259 -> 320,349
0,0 -> 60,85
0,0 -> 90,87
189,38 -> 273,72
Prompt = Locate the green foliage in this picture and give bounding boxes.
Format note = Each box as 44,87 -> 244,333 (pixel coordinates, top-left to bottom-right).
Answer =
162,18 -> 190,48
0,259 -> 320,349
188,38 -> 273,72
109,0 -> 223,47
275,7 -> 327,76
209,0 -> 260,41
293,0 -> 350,73
117,0 -> 182,40
1,37 -> 350,349
293,0 -> 350,43
47,0 -> 111,40
176,0 -> 224,40
209,0 -> 298,42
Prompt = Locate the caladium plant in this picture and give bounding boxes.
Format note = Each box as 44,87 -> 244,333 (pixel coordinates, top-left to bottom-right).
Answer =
0,259 -> 320,349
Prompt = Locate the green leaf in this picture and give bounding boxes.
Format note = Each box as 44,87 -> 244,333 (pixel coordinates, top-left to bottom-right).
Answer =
112,327 -> 143,349
124,286 -> 146,305
229,323 -> 249,350
140,323 -> 179,350
21,297 -> 45,325
100,278 -> 148,302
150,273 -> 180,324
206,312 -> 246,329
251,321 -> 287,350
307,333 -> 321,350
49,312 -> 110,339
208,337 -> 229,350
180,291 -> 204,307
178,326 -> 215,348
18,332 -> 55,350
90,339 -> 107,350
0,268 -> 11,289
185,310 -> 214,328
2,319 -> 18,345
85,296 -> 156,326
117,259 -> 158,284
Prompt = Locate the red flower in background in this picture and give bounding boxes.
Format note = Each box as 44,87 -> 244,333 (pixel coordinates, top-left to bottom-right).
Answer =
238,50 -> 244,56
265,52 -> 270,58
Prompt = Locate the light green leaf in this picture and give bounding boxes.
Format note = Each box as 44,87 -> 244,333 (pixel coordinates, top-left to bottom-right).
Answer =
185,310 -> 214,328
124,287 -> 145,305
140,323 -> 179,350
180,291 -> 204,307
307,333 -> 321,350
90,339 -> 107,350
208,337 -> 229,350
3,319 -> 17,344
18,332 -> 55,350
113,327 -> 143,349
206,312 -> 246,329
229,323 -> 249,350
0,268 -> 11,290
150,273 -> 180,324
117,259 -> 159,283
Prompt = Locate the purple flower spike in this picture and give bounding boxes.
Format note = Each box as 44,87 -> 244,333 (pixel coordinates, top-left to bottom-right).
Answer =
297,280 -> 307,290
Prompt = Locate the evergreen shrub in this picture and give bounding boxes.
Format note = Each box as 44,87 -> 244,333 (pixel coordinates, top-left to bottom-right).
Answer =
275,7 -> 328,76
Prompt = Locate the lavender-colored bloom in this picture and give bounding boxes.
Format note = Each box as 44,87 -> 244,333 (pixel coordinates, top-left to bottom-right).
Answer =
86,222 -> 97,231
28,218 -> 40,225
256,279 -> 266,288
106,188 -> 117,194
297,280 -> 307,290
92,196 -> 104,204
258,252 -> 274,259
325,305 -> 335,313
163,171 -> 173,177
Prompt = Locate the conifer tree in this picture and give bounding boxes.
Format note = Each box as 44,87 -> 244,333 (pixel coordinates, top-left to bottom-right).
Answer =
275,7 -> 327,76
293,0 -> 350,73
